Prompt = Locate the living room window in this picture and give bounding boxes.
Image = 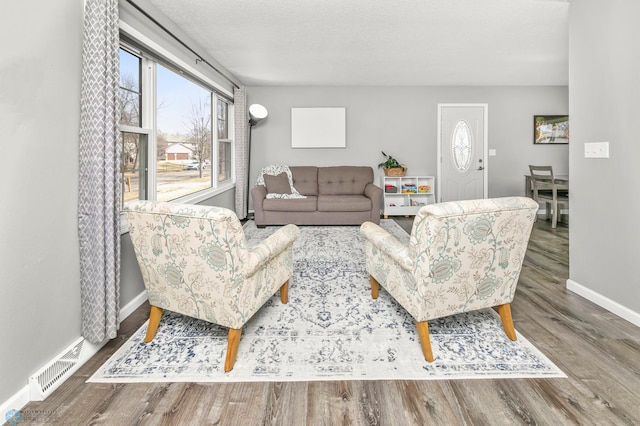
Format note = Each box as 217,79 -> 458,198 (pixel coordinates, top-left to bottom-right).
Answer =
118,45 -> 234,208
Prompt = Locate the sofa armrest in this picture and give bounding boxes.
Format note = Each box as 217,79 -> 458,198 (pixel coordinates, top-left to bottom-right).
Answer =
360,221 -> 414,271
251,185 -> 268,223
245,224 -> 300,277
364,183 -> 383,224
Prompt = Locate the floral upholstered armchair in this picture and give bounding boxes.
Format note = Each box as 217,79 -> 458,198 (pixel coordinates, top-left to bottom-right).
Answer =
123,201 -> 300,372
360,197 -> 538,362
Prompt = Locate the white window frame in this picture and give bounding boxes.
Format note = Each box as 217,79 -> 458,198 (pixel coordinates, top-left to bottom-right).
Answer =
118,31 -> 235,204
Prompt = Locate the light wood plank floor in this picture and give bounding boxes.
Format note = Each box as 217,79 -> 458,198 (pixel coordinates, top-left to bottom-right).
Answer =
15,219 -> 640,425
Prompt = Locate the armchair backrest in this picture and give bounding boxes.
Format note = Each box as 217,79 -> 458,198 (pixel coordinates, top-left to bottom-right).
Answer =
409,197 -> 538,315
123,201 -> 249,315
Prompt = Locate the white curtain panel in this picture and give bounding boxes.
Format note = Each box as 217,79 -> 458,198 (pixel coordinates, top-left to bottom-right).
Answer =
78,0 -> 121,343
234,85 -> 249,218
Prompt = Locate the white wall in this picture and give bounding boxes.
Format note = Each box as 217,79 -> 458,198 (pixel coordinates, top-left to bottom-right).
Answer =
247,85 -> 568,208
0,0 -> 84,406
568,0 -> 640,318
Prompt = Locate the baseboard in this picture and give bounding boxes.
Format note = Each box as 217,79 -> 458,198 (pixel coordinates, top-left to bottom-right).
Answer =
566,279 -> 640,327
119,290 -> 149,322
1,290 -> 149,415
0,385 -> 29,424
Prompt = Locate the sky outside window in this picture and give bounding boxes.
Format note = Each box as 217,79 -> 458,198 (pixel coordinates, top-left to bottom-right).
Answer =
157,64 -> 210,136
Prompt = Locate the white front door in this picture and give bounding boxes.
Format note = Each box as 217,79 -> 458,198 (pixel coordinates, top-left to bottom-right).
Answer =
437,104 -> 488,202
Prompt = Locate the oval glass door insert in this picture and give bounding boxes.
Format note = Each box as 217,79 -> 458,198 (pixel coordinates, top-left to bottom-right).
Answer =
451,120 -> 473,172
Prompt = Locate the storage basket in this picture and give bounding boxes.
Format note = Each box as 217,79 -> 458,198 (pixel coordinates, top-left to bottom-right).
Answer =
383,167 -> 407,177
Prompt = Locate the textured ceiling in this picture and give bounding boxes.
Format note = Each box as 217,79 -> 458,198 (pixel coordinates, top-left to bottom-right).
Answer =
146,0 -> 569,86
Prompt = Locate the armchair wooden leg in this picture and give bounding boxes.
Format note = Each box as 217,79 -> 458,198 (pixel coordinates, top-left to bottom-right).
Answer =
496,304 -> 517,341
369,275 -> 379,299
280,280 -> 289,304
224,328 -> 242,372
416,321 -> 434,362
144,306 -> 163,343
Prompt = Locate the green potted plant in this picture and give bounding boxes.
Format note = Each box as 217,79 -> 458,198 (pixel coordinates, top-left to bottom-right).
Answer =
378,151 -> 407,176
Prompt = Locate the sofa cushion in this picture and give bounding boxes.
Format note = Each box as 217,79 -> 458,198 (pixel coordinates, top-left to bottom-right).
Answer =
318,195 -> 372,212
289,166 -> 319,196
263,196 -> 318,212
318,166 -> 373,195
263,172 -> 291,194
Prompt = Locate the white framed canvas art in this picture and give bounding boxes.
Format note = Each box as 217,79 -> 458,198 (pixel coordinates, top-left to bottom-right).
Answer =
291,107 -> 346,148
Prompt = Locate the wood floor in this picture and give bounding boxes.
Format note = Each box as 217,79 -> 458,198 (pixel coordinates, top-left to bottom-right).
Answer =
16,219 -> 640,425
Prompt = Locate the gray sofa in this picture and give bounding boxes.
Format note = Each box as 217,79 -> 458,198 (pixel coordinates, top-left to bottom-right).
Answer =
251,166 -> 382,227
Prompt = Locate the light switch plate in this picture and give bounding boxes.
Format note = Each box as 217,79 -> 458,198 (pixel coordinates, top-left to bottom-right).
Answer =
584,142 -> 609,158
489,149 -> 496,156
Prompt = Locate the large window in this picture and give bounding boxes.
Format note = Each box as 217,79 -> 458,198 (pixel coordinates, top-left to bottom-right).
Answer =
118,46 -> 233,208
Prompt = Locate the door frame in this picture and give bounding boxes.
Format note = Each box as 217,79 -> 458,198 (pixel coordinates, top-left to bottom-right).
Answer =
437,103 -> 489,202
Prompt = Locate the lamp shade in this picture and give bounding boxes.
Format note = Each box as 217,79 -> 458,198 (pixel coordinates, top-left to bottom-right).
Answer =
249,104 -> 268,126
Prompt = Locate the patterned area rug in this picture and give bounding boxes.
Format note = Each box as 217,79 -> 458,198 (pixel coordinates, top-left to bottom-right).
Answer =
89,220 -> 565,383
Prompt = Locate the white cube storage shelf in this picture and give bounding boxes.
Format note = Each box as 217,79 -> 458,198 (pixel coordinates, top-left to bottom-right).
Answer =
382,175 -> 435,217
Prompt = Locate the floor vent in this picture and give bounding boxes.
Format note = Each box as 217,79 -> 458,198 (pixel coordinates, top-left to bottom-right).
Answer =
29,337 -> 88,401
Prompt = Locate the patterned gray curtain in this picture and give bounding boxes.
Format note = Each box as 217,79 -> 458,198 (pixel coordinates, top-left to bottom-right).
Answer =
234,85 -> 249,218
78,0 -> 121,343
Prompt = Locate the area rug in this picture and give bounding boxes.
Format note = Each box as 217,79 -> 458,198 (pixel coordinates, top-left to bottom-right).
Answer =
89,220 -> 565,383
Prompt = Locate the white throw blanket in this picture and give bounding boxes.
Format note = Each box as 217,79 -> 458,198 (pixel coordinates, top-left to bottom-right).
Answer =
256,164 -> 306,199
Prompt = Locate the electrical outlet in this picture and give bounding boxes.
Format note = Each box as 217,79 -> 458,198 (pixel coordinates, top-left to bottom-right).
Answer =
584,142 -> 609,158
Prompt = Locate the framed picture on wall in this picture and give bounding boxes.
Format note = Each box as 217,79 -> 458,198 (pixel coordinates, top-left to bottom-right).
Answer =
534,115 -> 569,144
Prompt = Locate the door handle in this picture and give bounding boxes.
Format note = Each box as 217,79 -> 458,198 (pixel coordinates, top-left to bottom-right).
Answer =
477,166 -> 484,171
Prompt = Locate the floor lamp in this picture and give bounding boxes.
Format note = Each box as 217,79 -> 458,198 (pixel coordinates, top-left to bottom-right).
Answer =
246,104 -> 268,220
